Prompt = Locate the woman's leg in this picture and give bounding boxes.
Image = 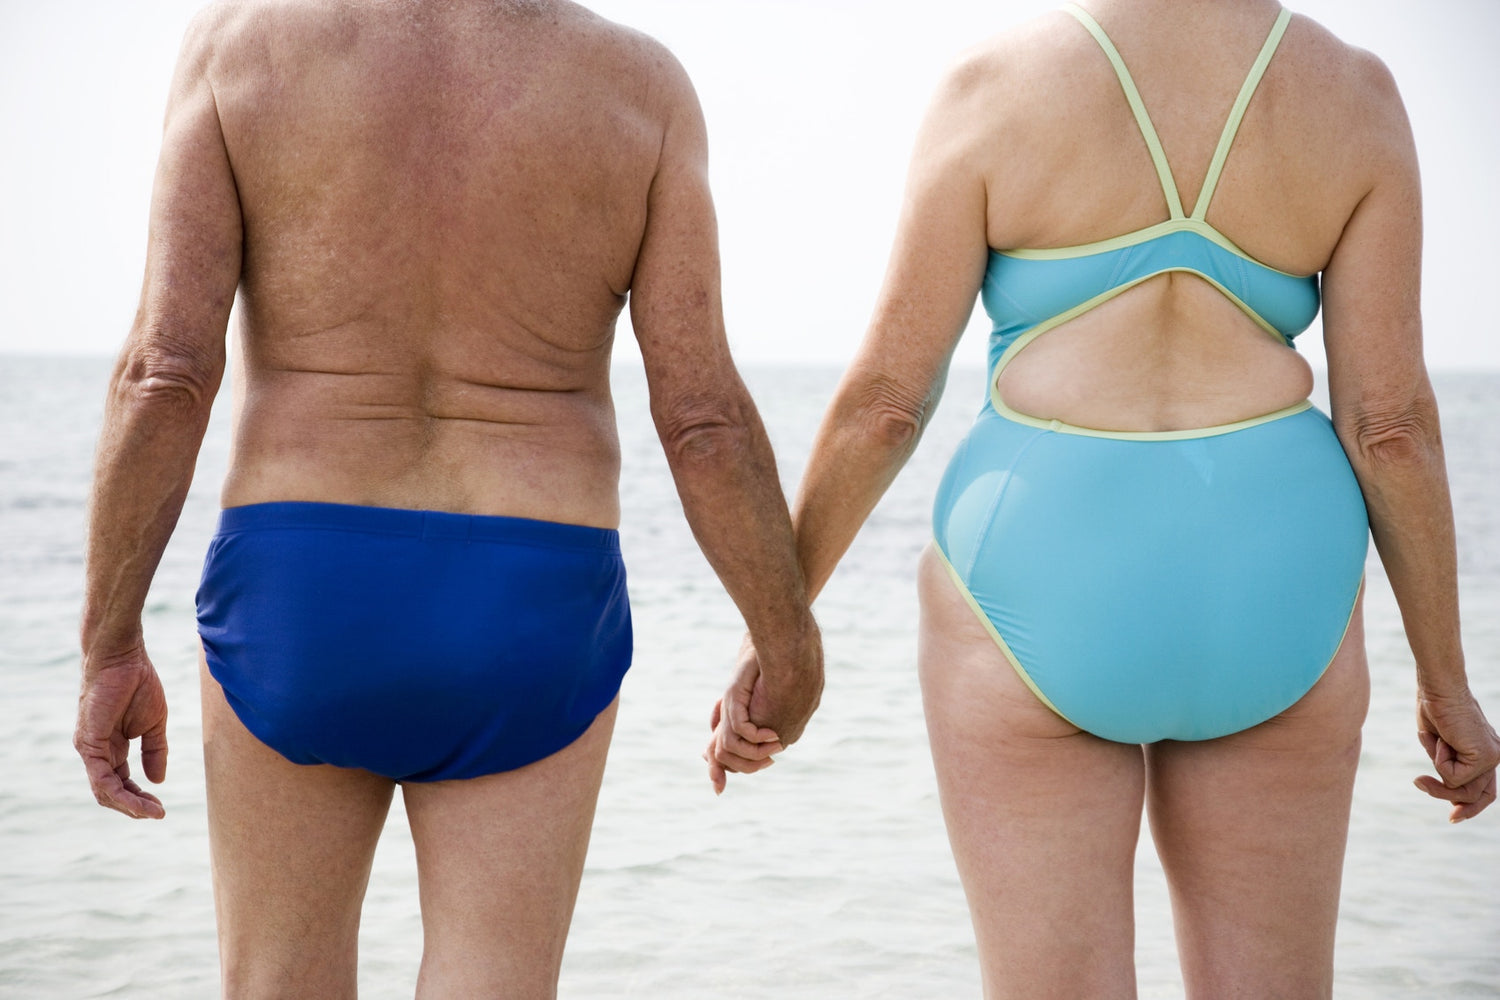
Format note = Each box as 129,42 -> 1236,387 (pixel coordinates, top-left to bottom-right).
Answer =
919,546 -> 1146,1000
200,655 -> 397,1000
1145,595 -> 1369,1000
401,699 -> 618,1000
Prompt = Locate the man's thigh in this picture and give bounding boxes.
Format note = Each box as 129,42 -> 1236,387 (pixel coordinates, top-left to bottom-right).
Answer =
200,653 -> 396,1000
402,699 -> 618,1000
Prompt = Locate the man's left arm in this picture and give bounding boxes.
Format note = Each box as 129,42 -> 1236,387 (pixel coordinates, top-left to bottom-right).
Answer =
77,15 -> 242,819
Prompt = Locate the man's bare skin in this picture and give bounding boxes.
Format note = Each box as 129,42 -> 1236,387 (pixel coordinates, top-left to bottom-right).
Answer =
75,1 -> 821,995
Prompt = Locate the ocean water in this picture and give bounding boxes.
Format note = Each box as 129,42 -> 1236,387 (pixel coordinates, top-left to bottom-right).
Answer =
1,355 -> 1497,999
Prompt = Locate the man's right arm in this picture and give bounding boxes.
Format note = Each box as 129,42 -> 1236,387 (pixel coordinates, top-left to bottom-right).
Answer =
626,52 -> 823,751
77,10 -> 242,818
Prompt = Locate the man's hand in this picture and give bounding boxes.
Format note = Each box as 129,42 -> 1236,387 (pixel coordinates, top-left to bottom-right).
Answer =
705,632 -> 823,794
75,648 -> 169,819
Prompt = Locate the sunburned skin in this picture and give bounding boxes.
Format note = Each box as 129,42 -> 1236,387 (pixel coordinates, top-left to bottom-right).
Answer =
211,0 -> 659,526
78,2 -> 824,994
86,0 -> 823,808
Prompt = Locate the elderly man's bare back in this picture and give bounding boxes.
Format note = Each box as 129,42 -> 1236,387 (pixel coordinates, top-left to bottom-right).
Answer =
212,0 -> 675,525
77,1 -> 823,996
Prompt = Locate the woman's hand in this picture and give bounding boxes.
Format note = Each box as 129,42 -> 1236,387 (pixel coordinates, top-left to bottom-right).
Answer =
704,635 -> 822,794
1412,689 -> 1499,822
75,648 -> 169,819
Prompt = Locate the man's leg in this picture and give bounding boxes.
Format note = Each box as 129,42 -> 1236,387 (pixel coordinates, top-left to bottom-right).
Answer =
402,699 -> 618,1000
200,654 -> 396,1000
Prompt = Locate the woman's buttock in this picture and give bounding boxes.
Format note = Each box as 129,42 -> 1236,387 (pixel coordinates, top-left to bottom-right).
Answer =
930,402 -> 1368,744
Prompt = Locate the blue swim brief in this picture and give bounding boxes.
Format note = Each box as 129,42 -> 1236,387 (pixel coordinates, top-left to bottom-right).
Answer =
196,501 -> 632,781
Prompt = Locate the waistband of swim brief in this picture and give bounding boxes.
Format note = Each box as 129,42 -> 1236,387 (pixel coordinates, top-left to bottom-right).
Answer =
214,501 -> 620,552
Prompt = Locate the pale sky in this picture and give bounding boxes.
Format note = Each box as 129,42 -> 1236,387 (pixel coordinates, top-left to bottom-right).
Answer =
1,0 -> 1496,367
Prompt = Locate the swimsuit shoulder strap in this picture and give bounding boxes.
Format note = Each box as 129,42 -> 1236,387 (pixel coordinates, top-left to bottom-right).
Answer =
1061,2 -> 1185,219
1190,7 -> 1293,221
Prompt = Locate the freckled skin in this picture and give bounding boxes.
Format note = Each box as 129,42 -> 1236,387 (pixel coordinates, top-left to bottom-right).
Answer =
217,1 -> 666,524
735,0 -> 1500,997
76,1 -> 821,995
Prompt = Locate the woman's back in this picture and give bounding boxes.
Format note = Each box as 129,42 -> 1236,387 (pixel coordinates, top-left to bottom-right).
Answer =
736,2 -> 1497,994
948,0 -> 1406,431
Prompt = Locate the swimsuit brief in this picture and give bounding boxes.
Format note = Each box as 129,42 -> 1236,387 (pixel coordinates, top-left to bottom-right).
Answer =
196,501 -> 632,780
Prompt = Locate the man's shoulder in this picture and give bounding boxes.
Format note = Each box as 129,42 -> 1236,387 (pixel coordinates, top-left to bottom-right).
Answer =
176,0 -> 339,74
182,0 -> 294,46
181,0 -> 698,107
580,12 -> 678,67
557,4 -> 697,107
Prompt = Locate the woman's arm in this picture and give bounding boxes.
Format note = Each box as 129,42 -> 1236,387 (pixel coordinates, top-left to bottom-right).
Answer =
707,59 -> 996,789
1321,55 -> 1498,821
792,65 -> 995,600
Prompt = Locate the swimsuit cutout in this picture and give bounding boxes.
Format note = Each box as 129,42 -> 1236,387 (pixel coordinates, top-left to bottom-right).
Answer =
983,3 -> 1318,414
931,4 -> 1369,743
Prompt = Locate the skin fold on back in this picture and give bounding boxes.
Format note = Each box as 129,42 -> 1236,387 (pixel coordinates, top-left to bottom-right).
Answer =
954,0 -> 1398,432
203,0 -> 672,523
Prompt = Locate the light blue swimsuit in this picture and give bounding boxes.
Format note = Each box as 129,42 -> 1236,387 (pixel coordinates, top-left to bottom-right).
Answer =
932,4 -> 1369,743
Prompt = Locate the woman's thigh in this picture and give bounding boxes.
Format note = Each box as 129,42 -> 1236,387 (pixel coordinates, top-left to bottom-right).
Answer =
918,546 -> 1146,1000
200,654 -> 397,1000
401,699 -> 618,1000
1145,593 -> 1370,1000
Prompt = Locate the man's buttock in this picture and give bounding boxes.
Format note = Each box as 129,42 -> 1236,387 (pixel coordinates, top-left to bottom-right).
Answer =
196,501 -> 632,781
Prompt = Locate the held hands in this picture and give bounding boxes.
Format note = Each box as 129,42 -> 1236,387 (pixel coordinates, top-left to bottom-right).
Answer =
75,646 -> 169,819
705,631 -> 824,794
1413,689 -> 1500,822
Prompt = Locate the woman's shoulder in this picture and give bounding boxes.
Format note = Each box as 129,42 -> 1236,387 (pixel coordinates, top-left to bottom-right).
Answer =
924,8 -> 1122,160
1279,12 -> 1407,131
940,7 -> 1406,131
1263,10 -> 1415,200
936,10 -> 1096,105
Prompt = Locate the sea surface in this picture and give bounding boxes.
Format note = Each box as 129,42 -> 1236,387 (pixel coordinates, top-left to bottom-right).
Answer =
2,355 -> 1498,999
